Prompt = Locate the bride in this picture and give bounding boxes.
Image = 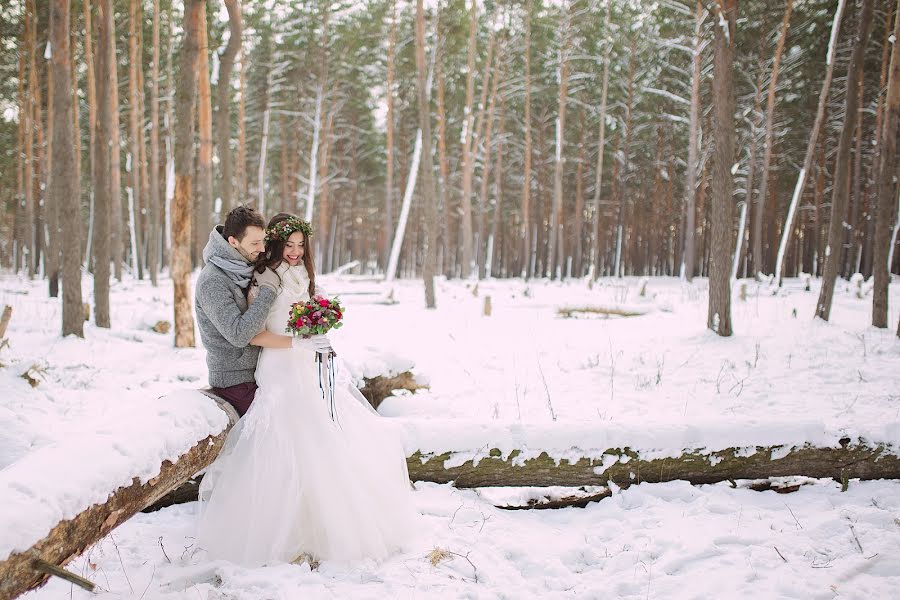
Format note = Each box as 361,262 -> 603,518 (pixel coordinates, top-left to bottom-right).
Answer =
197,213 -> 415,567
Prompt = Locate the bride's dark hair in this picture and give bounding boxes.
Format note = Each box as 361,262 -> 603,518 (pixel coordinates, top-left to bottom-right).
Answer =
255,212 -> 317,298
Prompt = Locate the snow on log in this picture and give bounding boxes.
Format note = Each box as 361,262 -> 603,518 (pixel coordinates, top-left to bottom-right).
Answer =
408,439 -> 900,488
0,392 -> 236,600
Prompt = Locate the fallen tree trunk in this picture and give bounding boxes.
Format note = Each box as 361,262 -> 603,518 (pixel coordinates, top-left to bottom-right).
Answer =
146,437 -> 900,515
408,438 -> 900,488
0,398 -> 235,600
1,371 -> 422,599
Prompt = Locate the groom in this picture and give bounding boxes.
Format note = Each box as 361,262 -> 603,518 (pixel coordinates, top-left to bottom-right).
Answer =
195,205 -> 280,416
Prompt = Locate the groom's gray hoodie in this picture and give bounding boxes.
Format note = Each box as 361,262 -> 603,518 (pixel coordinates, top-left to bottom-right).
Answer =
195,227 -> 277,388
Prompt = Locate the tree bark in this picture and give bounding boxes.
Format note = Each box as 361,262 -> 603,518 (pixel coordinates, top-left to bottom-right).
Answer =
459,0 -> 477,278
237,43 -> 248,201
0,419 -> 232,600
46,28 -> 60,298
151,437 -> 900,508
816,0 -> 874,321
436,45 -> 452,277
521,0 -> 533,279
406,439 -> 900,489
615,35 -> 637,278
106,3 -> 123,283
384,0 -> 397,272
548,6 -> 571,280
753,0 -> 793,277
93,0 -> 118,328
23,0 -> 36,276
148,0 -> 161,286
173,0 -> 203,348
477,31 -> 503,280
573,112 -> 587,277
775,0 -> 847,284
128,0 -> 144,280
683,0 -> 704,281
845,76 -> 866,277
589,0 -> 612,281
708,0 -> 737,337
82,0 -> 96,268
50,0 -> 83,338
415,0 -> 437,308
873,2 -> 900,328
216,0 -> 242,211
196,5 -> 214,265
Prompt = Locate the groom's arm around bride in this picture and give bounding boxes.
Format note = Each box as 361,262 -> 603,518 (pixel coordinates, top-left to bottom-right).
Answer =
194,206 -> 279,416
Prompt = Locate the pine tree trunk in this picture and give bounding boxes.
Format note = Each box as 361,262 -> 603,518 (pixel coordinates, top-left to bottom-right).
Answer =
775,0 -> 847,284
548,6 -> 571,280
257,63 -> 273,214
477,33 -> 503,280
459,0 -> 477,278
216,0 -> 242,211
683,0 -> 703,281
94,0 -> 117,328
50,0 -> 83,337
615,36 -> 636,278
148,0 -> 161,286
106,3 -> 123,283
872,1 -> 900,329
864,4 -> 895,278
196,6 -> 213,265
384,0 -> 397,272
744,44 -> 766,276
487,96 -> 505,278
436,51 -> 452,277
846,77 -> 866,277
23,0 -> 36,276
15,8 -> 27,273
589,0 -> 611,280
82,0 -> 96,268
753,0 -> 793,277
237,45 -> 248,201
573,112 -> 587,277
128,0 -> 144,280
415,0 -> 437,307
816,0 -> 874,321
173,0 -> 203,348
708,0 -> 737,337
46,32 -> 60,298
521,0 -> 533,279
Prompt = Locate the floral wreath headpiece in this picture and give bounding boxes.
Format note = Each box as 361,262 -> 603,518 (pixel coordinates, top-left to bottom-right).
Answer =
265,217 -> 313,243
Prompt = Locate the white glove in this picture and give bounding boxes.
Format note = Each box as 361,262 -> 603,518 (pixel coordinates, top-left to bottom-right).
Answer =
255,267 -> 281,292
291,334 -> 333,354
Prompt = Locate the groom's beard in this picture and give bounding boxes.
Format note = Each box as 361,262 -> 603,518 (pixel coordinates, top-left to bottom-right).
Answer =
235,245 -> 260,263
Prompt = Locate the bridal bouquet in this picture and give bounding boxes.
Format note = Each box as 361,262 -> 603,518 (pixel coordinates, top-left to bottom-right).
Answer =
286,295 -> 344,338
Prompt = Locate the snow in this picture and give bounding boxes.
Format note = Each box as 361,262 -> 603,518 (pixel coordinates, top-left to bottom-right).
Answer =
826,0 -> 847,67
2,270 -> 900,598
22,479 -> 900,599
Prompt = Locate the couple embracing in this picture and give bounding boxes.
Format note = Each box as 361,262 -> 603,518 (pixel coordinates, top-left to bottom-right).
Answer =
193,206 -> 414,567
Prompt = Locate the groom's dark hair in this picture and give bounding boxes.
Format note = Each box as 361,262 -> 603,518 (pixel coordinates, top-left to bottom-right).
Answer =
222,205 -> 266,241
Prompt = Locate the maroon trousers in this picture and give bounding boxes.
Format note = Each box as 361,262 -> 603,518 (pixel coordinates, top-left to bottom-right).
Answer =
211,382 -> 258,417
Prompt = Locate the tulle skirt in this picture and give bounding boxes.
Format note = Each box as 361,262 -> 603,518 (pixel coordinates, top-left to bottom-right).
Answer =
196,346 -> 415,567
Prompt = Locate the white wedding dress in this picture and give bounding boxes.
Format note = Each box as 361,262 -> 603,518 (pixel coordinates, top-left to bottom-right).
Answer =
197,263 -> 415,567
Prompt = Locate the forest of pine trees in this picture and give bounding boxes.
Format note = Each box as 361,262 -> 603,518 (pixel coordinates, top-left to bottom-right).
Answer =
0,0 -> 898,338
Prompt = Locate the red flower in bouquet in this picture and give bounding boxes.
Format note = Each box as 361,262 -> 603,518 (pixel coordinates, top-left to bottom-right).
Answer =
286,295 -> 345,337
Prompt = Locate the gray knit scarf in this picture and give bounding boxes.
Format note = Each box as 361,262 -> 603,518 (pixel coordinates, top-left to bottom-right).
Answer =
207,255 -> 255,289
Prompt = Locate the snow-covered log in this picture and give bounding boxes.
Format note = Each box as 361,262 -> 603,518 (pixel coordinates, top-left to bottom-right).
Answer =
0,393 -> 237,600
408,438 -> 900,488
147,437 -> 900,517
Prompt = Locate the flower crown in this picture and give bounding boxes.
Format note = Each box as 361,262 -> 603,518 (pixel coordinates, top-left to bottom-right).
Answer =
265,217 -> 313,243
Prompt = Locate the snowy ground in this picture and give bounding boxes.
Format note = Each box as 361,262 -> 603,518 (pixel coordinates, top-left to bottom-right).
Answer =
2,270 -> 899,598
